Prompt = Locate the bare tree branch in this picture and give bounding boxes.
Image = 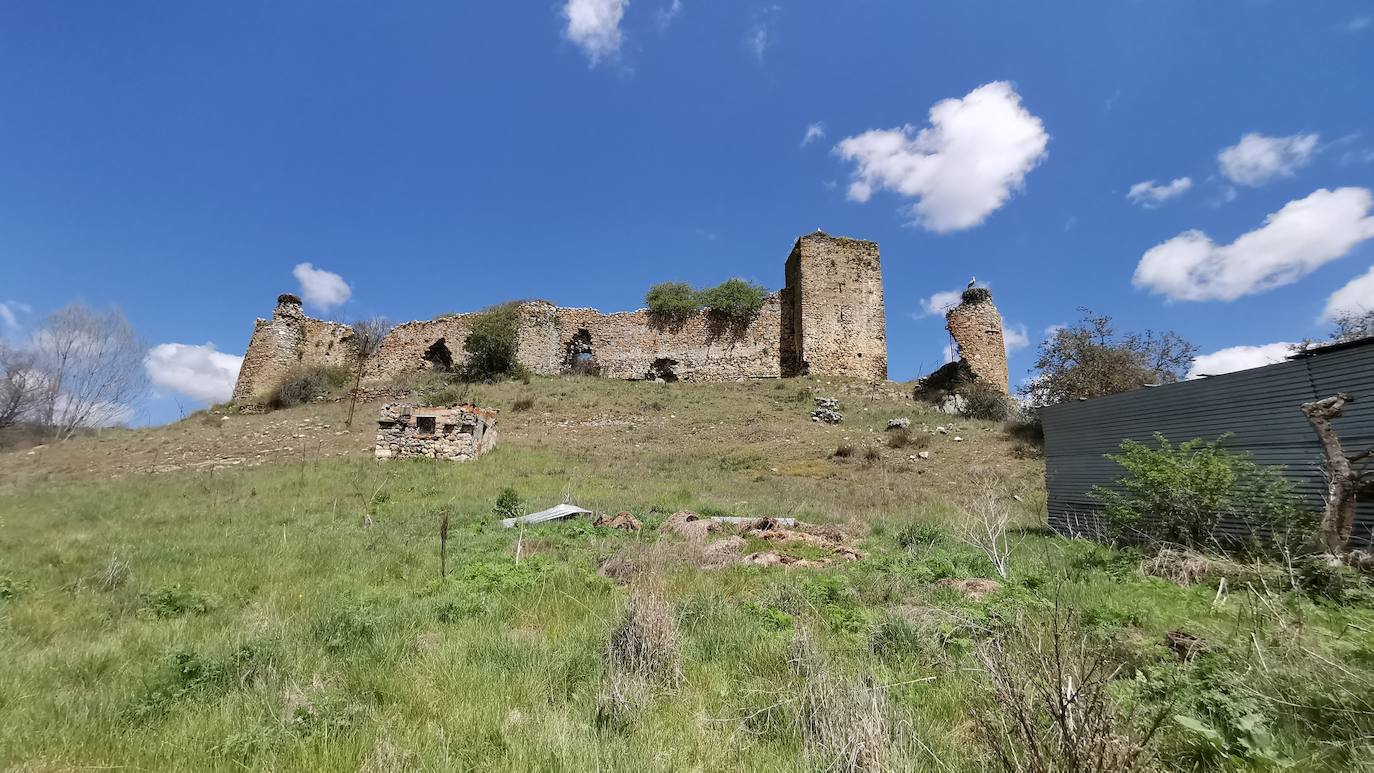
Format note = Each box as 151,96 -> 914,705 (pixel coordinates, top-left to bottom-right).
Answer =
29,303 -> 147,440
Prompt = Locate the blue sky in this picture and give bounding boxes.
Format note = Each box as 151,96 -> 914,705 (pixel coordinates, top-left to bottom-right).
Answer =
2,2 -> 1372,425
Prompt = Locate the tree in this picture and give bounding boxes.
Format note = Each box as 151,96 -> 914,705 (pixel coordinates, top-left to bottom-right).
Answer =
1023,309 -> 1195,406
699,278 -> 768,320
344,317 -> 392,429
30,303 -> 147,439
1329,309 -> 1373,344
1301,393 -> 1374,556
644,282 -> 702,320
461,303 -> 525,383
0,345 -> 43,429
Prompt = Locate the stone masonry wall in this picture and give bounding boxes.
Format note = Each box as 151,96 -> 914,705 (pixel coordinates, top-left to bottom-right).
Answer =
231,295 -> 356,402
945,288 -> 1009,393
230,231 -> 890,399
785,233 -> 888,382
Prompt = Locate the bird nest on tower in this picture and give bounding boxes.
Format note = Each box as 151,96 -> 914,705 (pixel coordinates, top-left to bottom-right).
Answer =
959,287 -> 992,305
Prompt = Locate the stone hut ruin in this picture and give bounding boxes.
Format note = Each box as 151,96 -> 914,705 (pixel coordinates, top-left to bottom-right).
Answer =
230,231 -> 888,402
373,403 -> 497,461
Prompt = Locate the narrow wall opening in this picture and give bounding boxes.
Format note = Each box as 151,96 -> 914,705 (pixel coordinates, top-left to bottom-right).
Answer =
423,338 -> 454,371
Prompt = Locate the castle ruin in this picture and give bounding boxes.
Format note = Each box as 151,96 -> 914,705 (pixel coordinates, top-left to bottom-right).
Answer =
945,287 -> 1009,392
230,232 -> 889,401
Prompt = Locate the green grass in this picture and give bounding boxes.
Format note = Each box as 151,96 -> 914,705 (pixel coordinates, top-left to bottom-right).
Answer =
0,376 -> 1371,770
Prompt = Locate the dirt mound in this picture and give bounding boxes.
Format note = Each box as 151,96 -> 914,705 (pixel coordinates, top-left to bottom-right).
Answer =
741,520 -> 862,561
741,551 -> 829,569
659,511 -> 721,540
935,578 -> 1001,600
595,511 -> 643,531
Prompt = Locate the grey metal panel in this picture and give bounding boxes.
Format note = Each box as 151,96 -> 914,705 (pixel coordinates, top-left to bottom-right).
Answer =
1042,339 -> 1374,547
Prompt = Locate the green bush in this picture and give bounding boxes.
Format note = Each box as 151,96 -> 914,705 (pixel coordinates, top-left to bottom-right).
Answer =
645,282 -> 703,318
699,278 -> 768,320
461,303 -> 526,383
494,487 -> 523,519
1093,434 -> 1310,550
264,364 -> 350,410
137,585 -> 217,619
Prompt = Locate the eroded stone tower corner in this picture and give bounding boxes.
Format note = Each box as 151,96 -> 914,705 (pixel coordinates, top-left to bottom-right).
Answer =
783,232 -> 888,382
945,287 -> 1009,392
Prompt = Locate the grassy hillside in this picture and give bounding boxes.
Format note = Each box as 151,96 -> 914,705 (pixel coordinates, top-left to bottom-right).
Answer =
1,376 -> 1371,771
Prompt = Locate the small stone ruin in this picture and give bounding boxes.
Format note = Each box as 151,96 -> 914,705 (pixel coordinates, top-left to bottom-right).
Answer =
374,403 -> 497,461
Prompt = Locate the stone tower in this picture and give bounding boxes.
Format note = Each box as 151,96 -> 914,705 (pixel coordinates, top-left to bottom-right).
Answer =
231,293 -> 356,402
945,287 -> 1008,392
783,232 -> 888,381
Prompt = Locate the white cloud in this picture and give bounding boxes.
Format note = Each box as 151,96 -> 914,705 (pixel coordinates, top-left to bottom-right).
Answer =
747,5 -> 781,63
1349,17 -> 1371,31
1323,264 -> 1374,321
145,343 -> 245,404
1003,323 -> 1029,355
0,300 -> 31,331
1127,177 -> 1193,208
1187,342 -> 1295,379
835,81 -> 1050,233
1133,187 -> 1374,301
920,289 -> 963,316
801,122 -> 826,147
1217,132 -> 1319,187
293,262 -> 352,311
658,0 -> 682,28
563,0 -> 628,66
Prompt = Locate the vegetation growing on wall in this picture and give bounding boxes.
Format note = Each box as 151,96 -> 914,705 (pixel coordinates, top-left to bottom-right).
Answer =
461,302 -> 527,383
265,364 -> 351,410
644,278 -> 769,323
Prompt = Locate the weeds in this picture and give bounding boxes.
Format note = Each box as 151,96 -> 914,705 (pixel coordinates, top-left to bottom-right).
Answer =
137,584 -> 216,619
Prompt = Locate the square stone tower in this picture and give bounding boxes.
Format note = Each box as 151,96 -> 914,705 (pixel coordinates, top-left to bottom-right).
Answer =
783,232 -> 887,381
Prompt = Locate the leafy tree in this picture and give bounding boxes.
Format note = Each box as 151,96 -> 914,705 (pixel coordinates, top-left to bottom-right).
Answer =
494,487 -> 523,519
1023,309 -> 1195,406
461,303 -> 526,383
644,282 -> 703,319
699,278 -> 768,320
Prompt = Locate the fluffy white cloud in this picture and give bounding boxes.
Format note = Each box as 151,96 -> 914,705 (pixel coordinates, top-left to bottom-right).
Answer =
835,82 -> 1049,232
1323,264 -> 1374,321
920,289 -> 963,316
1127,177 -> 1193,208
801,122 -> 826,147
1217,132 -> 1319,187
145,343 -> 244,404
1187,342 -> 1295,379
1133,187 -> 1374,301
293,262 -> 352,311
563,0 -> 628,65
1003,323 -> 1029,355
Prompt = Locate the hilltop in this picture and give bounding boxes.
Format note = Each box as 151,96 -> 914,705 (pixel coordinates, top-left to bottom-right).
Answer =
1,377 -> 1371,771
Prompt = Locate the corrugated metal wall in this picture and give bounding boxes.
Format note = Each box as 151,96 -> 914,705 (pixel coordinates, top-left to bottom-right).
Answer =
1041,339 -> 1374,546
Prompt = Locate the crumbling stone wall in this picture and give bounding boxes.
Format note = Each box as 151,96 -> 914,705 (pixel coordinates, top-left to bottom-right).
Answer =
945,288 -> 1008,392
373,403 -> 497,461
784,232 -> 887,381
231,294 -> 356,402
231,231 -> 891,399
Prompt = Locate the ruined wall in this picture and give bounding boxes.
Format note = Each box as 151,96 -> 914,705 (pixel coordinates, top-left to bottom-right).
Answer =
945,288 -> 1008,392
231,231 -> 890,399
231,295 -> 356,402
373,403 -> 497,461
785,233 -> 887,382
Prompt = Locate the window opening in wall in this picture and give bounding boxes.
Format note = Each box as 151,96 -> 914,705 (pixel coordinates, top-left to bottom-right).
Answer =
423,338 -> 454,371
417,416 -> 437,434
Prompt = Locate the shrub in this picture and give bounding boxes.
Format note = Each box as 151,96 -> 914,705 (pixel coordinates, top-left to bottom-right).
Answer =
494,487 -> 523,519
895,522 -> 945,551
511,396 -> 535,412
699,278 -> 768,320
314,602 -> 381,652
959,380 -> 1017,421
885,427 -> 925,449
832,444 -> 855,460
461,303 -> 526,383
644,282 -> 703,319
1093,434 -> 1309,550
137,584 -> 216,619
265,364 -> 350,410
